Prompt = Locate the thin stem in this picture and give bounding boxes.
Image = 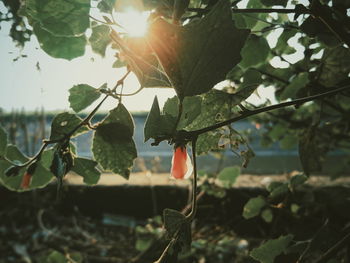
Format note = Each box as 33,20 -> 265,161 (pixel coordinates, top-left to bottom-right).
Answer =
89,15 -> 110,25
187,7 -> 310,14
112,69 -> 131,92
189,85 -> 350,137
186,137 -> 198,221
15,94 -> 109,168
231,8 -> 307,13
114,86 -> 144,96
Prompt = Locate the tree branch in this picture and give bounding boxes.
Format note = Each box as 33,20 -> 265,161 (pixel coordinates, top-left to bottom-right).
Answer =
189,85 -> 350,137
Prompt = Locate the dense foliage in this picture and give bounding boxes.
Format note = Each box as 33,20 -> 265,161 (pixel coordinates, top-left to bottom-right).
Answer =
1,0 -> 350,262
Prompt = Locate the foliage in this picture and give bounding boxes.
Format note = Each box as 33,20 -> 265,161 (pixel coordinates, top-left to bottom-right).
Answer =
1,0 -> 350,261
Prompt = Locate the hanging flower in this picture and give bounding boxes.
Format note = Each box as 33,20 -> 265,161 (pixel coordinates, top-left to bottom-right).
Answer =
171,146 -> 193,179
21,172 -> 32,189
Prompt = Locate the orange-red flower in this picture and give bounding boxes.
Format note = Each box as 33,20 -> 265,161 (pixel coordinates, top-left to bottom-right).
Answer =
171,146 -> 193,179
21,172 -> 32,189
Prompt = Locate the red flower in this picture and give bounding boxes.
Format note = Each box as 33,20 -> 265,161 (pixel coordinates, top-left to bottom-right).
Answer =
21,172 -> 32,189
171,146 -> 193,179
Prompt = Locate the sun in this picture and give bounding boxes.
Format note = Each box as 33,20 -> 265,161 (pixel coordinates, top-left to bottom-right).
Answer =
116,9 -> 150,37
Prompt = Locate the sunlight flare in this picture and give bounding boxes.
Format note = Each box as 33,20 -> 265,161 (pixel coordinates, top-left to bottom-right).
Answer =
116,9 -> 150,37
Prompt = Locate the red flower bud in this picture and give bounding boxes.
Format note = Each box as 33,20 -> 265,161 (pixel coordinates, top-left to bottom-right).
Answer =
171,146 -> 192,179
21,172 -> 32,189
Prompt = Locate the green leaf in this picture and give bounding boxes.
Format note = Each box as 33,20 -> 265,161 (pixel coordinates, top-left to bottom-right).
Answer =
34,24 -> 86,60
250,235 -> 293,263
97,0 -> 116,13
196,131 -> 222,155
163,209 -> 191,252
89,25 -> 111,57
187,86 -> 256,131
112,35 -> 171,88
275,28 -> 298,55
241,69 -> 262,88
239,35 -> 270,69
112,59 -> 127,68
280,73 -> 309,100
50,112 -> 88,140
163,96 -> 202,130
288,174 -> 308,190
69,84 -> 101,113
0,125 -> 7,156
144,96 -> 175,142
46,250 -> 67,263
243,196 -> 266,219
268,183 -> 288,200
261,208 -> 273,223
300,16 -> 340,47
24,0 -> 90,37
147,0 -> 249,98
318,46 -> 350,87
217,166 -> 240,188
92,103 -> 137,179
163,208 -> 186,238
72,158 -> 101,185
232,13 -> 258,29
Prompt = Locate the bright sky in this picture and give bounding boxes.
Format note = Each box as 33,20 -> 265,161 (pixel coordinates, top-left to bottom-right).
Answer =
0,1 -> 306,113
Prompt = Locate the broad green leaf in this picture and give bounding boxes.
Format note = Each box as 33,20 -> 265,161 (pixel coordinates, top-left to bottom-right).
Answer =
112,59 -> 127,68
163,96 -> 202,130
261,208 -> 273,223
92,103 -> 137,179
72,157 -> 101,185
163,208 -> 186,238
275,28 -> 298,55
239,35 -> 270,69
50,112 -> 88,140
41,148 -> 55,170
163,208 -> 191,252
24,0 -> 90,37
300,16 -> 340,47
318,46 -> 350,87
111,34 -> 171,88
280,73 -> 309,100
69,84 -> 101,113
232,13 -> 258,29
34,24 -> 86,60
46,250 -> 67,263
187,86 -> 256,131
196,131 -> 222,155
268,183 -> 289,200
289,174 -> 308,190
144,96 -> 174,142
217,166 -> 240,188
89,25 -> 111,57
97,0 -> 117,13
241,69 -> 262,88
243,195 -> 266,219
250,235 -> 293,263
147,0 -> 249,98
0,125 -> 7,156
